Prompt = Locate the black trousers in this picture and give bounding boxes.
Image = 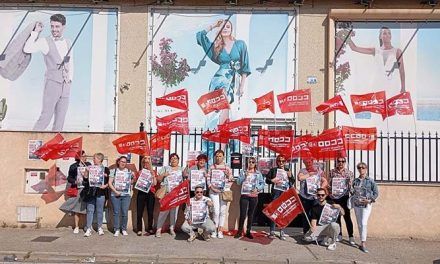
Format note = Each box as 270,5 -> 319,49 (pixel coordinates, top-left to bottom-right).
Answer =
300,196 -> 317,234
136,191 -> 155,232
331,195 -> 354,237
238,195 -> 258,232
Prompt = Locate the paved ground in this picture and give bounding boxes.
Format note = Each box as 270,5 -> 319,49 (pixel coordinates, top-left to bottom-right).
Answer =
0,227 -> 439,264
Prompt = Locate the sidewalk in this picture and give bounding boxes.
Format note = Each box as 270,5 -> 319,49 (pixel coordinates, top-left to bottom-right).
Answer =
0,227 -> 439,264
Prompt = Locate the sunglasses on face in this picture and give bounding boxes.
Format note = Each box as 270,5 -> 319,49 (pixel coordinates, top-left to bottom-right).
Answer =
277,160 -> 286,163
357,166 -> 367,170
337,160 -> 346,163
195,191 -> 203,194
317,194 -> 326,197
249,161 -> 256,164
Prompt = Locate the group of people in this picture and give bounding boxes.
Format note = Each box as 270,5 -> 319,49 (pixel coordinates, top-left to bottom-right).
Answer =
60,150 -> 378,253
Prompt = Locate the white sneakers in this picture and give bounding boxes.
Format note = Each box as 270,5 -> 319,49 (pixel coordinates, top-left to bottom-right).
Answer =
73,227 -> 79,234
84,228 -> 92,237
217,231 -> 224,239
122,230 -> 129,236
336,235 -> 342,242
327,243 -> 337,251
114,230 -> 120,237
98,227 -> 104,236
187,233 -> 196,242
349,237 -> 356,246
211,231 -> 217,238
169,229 -> 176,238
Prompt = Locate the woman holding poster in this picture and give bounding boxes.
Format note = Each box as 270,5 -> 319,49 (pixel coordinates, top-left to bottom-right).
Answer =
297,159 -> 328,236
109,156 -> 135,237
184,153 -> 208,193
265,154 -> 294,240
135,156 -> 157,236
208,149 -> 233,239
352,162 -> 379,253
234,157 -> 265,239
155,153 -> 184,238
82,153 -> 109,237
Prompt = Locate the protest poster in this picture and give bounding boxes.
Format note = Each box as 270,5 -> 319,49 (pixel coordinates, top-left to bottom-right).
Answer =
318,203 -> 340,226
274,169 -> 289,192
190,170 -> 206,191
167,170 -> 183,192
331,177 -> 348,197
114,170 -> 131,195
306,175 -> 320,195
135,169 -> 154,193
241,174 -> 257,195
88,165 -> 104,187
353,185 -> 369,208
76,166 -> 87,188
210,169 -> 226,191
191,200 -> 208,224
28,140 -> 43,160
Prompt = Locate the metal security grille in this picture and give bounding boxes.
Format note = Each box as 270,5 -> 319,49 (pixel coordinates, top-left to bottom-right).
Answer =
142,125 -> 440,184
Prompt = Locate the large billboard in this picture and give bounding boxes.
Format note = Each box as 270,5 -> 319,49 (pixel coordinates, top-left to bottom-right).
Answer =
335,21 -> 440,132
0,7 -> 118,132
148,9 -> 297,130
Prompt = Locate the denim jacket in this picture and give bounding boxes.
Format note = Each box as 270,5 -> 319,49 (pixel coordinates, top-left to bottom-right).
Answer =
352,176 -> 379,202
237,170 -> 265,195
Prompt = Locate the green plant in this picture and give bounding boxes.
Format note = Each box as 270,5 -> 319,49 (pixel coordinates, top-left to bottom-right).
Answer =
151,38 -> 190,91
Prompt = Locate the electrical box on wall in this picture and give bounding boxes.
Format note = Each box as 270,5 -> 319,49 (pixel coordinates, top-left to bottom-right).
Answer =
17,206 -> 38,223
24,169 -> 48,194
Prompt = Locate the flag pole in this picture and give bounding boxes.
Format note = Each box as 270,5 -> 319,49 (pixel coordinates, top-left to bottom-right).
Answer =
295,187 -> 319,246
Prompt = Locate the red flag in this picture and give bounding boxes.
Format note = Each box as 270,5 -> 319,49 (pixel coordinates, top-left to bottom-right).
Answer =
385,92 -> 414,119
316,95 -> 349,115
197,89 -> 230,115
42,137 -> 82,161
263,188 -> 304,228
308,129 -> 346,160
253,91 -> 275,114
156,89 -> 189,110
219,118 -> 251,144
112,132 -> 150,156
156,111 -> 189,135
342,126 -> 377,151
258,129 -> 294,154
277,89 -> 311,113
290,134 -> 313,159
150,132 -> 171,151
350,91 -> 386,116
41,191 -> 64,204
34,133 -> 64,158
45,164 -> 67,187
159,180 -> 190,211
202,129 -> 231,144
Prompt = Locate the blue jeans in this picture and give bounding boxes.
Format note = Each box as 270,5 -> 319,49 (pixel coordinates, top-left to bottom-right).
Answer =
270,190 -> 285,234
86,195 -> 105,229
111,195 -> 131,231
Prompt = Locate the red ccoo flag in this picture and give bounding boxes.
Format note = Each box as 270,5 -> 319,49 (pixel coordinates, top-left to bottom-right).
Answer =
202,129 -> 231,144
34,133 -> 64,158
218,118 -> 251,144
159,180 -> 190,211
112,132 -> 150,156
41,137 -> 82,161
316,95 -> 349,115
342,126 -> 377,151
277,89 -> 311,113
308,129 -> 346,160
350,91 -> 386,116
290,134 -> 313,159
197,89 -> 230,115
156,89 -> 189,110
384,92 -> 414,119
150,132 -> 171,151
258,129 -> 294,154
156,111 -> 189,135
263,188 -> 304,228
253,91 -> 275,114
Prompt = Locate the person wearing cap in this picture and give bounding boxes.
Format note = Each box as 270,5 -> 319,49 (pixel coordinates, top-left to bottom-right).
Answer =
59,150 -> 91,234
